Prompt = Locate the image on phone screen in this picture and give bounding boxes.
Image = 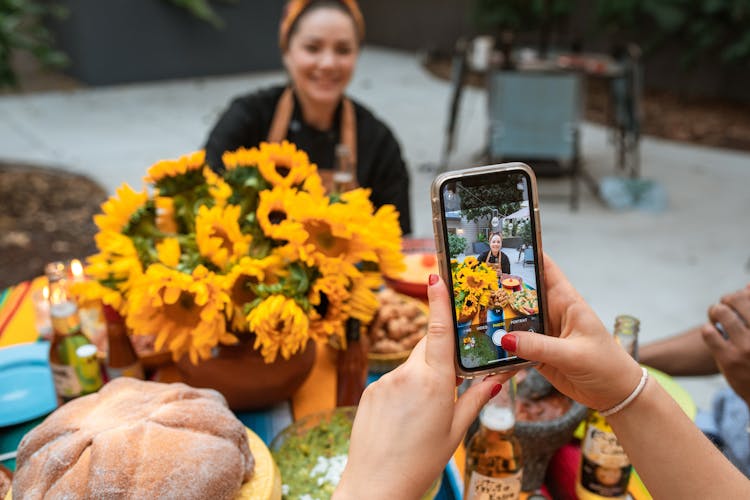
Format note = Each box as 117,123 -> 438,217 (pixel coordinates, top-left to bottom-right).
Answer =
440,170 -> 543,371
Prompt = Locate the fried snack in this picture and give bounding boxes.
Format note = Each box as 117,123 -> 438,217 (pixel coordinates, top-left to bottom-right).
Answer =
490,288 -> 510,309
368,289 -> 428,354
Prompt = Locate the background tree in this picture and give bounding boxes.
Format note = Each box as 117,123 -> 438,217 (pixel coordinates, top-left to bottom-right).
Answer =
457,174 -> 523,223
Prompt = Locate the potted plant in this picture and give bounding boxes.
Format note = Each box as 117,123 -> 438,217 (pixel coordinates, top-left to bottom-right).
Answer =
75,141 -> 405,409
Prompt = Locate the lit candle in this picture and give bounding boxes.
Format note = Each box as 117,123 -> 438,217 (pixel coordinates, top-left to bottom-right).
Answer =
32,285 -> 52,340
70,259 -> 85,282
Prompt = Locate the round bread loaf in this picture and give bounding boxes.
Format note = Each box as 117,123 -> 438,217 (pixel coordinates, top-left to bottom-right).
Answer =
12,378 -> 254,499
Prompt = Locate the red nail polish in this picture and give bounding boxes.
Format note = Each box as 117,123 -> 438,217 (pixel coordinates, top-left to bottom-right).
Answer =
490,384 -> 502,398
501,333 -> 517,352
428,273 -> 439,286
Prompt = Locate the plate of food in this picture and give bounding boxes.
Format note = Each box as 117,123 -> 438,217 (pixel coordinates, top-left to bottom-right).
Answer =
510,289 -> 538,315
270,407 -> 440,500
367,288 -> 429,373
384,238 -> 438,299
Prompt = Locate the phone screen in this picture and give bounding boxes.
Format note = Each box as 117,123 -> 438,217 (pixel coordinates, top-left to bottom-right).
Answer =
438,168 -> 544,372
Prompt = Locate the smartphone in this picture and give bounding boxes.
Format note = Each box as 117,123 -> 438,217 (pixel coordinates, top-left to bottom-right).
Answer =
431,163 -> 548,378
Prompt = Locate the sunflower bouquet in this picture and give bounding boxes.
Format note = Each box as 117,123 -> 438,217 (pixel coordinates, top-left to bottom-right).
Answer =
76,142 -> 404,365
450,256 -> 499,323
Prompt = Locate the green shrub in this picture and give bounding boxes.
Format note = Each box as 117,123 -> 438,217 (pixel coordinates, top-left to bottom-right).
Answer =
448,233 -> 468,259
0,0 -> 68,88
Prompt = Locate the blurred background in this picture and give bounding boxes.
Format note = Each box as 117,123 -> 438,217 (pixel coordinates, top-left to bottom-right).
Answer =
1,0 -> 750,410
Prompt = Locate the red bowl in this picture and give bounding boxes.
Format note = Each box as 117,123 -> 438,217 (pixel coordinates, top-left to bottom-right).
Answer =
385,238 -> 437,299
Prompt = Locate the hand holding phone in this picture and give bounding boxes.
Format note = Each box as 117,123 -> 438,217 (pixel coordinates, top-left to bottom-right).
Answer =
431,163 -> 548,377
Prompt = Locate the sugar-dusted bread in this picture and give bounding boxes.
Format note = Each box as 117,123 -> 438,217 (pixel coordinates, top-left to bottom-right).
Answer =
12,378 -> 254,500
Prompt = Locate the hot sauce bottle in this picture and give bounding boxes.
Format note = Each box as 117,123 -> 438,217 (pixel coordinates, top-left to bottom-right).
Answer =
336,318 -> 367,407
102,304 -> 144,380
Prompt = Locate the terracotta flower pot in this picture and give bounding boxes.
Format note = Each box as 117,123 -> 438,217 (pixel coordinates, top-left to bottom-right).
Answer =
176,337 -> 316,411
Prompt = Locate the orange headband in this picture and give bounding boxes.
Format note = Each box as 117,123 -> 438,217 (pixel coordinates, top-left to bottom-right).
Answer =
279,0 -> 365,51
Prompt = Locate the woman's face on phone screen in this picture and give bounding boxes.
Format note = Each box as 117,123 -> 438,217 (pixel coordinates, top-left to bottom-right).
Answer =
283,7 -> 359,109
490,234 -> 503,255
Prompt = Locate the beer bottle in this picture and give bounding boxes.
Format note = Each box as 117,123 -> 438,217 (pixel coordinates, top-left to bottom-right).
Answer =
102,304 -> 144,380
336,318 -> 367,407
465,378 -> 523,500
46,262 -> 90,404
576,315 -> 640,499
332,144 -> 356,193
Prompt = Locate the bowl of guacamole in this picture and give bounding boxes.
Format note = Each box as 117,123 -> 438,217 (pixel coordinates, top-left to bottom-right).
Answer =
271,406 -> 440,499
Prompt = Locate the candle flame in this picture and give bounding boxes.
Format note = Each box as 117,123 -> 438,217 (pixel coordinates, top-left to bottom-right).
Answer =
70,259 -> 84,279
42,286 -> 49,300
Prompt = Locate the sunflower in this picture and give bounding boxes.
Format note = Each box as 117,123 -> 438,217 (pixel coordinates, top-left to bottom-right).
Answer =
195,204 -> 252,269
225,255 -> 284,331
70,279 -> 124,312
154,196 -> 178,234
457,294 -> 479,322
86,231 -> 143,289
156,237 -> 181,268
203,166 -> 232,207
93,184 -> 148,234
463,255 -> 479,268
256,187 -> 307,243
144,150 -> 205,184
247,295 -> 310,363
221,146 -> 263,171
256,141 -> 318,189
296,193 -> 374,269
307,273 -> 350,342
126,264 -> 234,364
86,142 -> 405,368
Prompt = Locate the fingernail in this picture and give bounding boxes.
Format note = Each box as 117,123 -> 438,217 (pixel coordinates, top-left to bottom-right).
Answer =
501,333 -> 517,352
490,384 -> 502,398
428,273 -> 439,286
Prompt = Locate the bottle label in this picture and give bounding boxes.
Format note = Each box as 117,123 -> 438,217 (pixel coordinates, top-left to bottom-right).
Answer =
466,469 -> 521,500
50,362 -> 82,398
580,425 -> 631,496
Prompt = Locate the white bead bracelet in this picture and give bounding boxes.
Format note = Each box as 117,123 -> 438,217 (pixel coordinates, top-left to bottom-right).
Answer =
599,366 -> 649,417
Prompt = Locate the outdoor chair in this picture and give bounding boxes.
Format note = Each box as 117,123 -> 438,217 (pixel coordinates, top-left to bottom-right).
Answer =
523,247 -> 535,267
486,69 -> 585,210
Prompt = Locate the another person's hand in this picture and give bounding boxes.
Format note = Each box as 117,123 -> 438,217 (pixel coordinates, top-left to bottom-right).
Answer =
501,253 -> 642,412
702,284 -> 750,405
334,275 -> 510,500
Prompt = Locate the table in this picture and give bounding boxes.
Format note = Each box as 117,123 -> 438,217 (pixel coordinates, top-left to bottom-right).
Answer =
0,278 -> 463,499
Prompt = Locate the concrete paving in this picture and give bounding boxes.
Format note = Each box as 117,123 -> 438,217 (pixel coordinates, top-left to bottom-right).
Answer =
2,46 -> 749,411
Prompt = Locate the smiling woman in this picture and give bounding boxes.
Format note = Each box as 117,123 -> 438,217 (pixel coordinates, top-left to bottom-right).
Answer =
203,0 -> 412,234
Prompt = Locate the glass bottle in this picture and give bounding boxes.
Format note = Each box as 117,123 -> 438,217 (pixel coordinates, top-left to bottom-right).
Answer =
332,144 -> 356,193
336,318 -> 367,407
465,378 -> 523,500
75,344 -> 104,395
46,261 -> 90,404
102,304 -> 144,380
576,315 -> 640,499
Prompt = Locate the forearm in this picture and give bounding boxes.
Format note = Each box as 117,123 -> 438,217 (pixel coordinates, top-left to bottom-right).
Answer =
608,378 -> 750,499
639,326 -> 718,375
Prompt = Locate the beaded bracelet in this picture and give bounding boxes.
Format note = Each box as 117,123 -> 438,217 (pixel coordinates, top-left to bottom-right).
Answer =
599,367 -> 649,417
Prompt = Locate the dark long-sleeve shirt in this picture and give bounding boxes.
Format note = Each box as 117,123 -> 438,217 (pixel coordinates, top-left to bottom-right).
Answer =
477,250 -> 511,274
204,85 -> 412,234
